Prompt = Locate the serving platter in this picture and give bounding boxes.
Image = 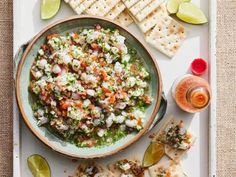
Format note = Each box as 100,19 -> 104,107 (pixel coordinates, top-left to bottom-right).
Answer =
13,0 -> 217,176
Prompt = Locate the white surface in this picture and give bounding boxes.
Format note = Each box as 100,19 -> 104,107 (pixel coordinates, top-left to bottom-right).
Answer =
13,0 -> 216,177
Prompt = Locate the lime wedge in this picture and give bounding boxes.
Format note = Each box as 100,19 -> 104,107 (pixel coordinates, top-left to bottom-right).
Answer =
41,0 -> 61,20
167,0 -> 191,14
143,142 -> 165,167
27,154 -> 51,177
176,2 -> 208,24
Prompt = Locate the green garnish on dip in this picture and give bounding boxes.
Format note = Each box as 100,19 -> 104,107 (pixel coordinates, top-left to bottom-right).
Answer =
29,24 -> 152,148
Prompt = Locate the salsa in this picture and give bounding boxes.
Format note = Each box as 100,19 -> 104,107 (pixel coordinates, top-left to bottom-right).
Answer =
29,24 -> 152,147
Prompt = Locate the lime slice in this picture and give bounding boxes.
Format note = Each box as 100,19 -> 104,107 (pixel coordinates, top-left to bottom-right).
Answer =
143,142 -> 165,167
167,0 -> 191,14
176,2 -> 208,24
27,154 -> 51,177
41,0 -> 61,20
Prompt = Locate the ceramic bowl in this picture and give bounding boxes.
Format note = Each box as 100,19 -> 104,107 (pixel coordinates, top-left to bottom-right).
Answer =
15,16 -> 163,158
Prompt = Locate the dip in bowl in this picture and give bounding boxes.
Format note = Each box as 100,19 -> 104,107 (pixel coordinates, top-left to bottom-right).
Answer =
16,16 -> 163,158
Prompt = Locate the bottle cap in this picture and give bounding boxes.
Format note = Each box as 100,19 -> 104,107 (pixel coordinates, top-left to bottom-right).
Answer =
187,86 -> 210,109
191,58 -> 208,76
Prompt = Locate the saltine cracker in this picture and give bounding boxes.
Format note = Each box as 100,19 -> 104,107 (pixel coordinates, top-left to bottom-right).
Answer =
145,15 -> 186,57
105,1 -> 126,20
135,0 -> 163,22
115,10 -> 134,26
129,0 -> 152,16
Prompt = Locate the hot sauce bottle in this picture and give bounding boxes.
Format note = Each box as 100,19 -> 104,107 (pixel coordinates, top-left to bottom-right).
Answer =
172,74 -> 211,113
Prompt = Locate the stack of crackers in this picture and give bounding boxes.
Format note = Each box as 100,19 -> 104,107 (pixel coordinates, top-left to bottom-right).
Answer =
65,0 -> 133,26
64,0 -> 187,57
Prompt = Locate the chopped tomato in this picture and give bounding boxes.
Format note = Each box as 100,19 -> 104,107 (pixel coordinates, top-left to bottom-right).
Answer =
116,90 -> 127,99
137,118 -> 142,126
62,110 -> 67,117
100,70 -> 108,80
91,55 -> 98,62
40,90 -> 50,102
93,67 -> 98,74
88,104 -> 95,110
73,32 -> 79,39
46,83 -> 53,91
59,100 -> 71,110
99,61 -> 107,67
142,95 -> 151,104
75,101 -> 83,109
91,43 -> 99,50
47,34 -> 59,40
95,24 -> 101,30
96,76 -> 101,81
116,78 -> 122,84
109,95 -> 116,104
78,92 -> 87,98
41,44 -> 48,50
86,139 -> 97,147
80,61 -> 87,69
102,87 -> 111,94
128,113 -> 135,120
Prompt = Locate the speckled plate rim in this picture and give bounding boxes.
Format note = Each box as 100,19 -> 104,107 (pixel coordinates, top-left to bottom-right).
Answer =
15,15 -> 163,159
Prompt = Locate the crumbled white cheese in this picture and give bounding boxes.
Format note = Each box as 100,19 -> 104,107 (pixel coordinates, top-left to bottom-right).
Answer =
132,110 -> 145,119
126,77 -> 136,87
37,116 -> 49,126
83,99 -> 91,108
85,74 -> 97,83
35,71 -> 43,79
36,79 -> 47,88
58,124 -> 69,131
114,62 -> 123,73
52,64 -> 61,74
86,31 -> 101,43
114,115 -> 125,124
115,102 -> 127,110
125,119 -> 137,128
86,89 -> 95,96
97,129 -> 106,137
106,113 -> 115,128
130,88 -> 144,97
37,109 -> 44,116
122,54 -> 130,63
38,49 -> 44,56
38,59 -> 47,69
44,64 -> 52,73
72,59 -> 81,71
120,44 -> 128,55
105,53 -> 113,64
104,43 -> 111,51
102,82 -> 109,89
115,35 -> 126,44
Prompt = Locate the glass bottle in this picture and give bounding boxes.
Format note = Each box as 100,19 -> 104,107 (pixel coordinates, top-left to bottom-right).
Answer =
172,74 -> 211,113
